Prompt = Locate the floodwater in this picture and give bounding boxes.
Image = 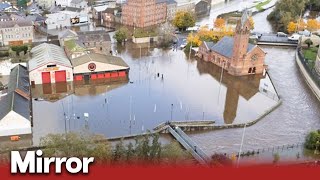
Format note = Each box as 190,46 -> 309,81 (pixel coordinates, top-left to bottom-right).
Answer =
31,44 -> 278,145
188,47 -> 320,155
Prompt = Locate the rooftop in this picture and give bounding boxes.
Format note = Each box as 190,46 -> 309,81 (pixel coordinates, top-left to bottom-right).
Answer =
0,20 -> 33,28
71,53 -> 129,68
77,30 -> 111,42
209,36 -> 255,58
0,65 -> 30,121
28,43 -> 72,71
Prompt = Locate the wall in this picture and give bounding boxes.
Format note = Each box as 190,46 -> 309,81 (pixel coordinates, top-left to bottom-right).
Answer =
132,36 -> 158,44
295,51 -> 320,101
0,111 -> 31,136
73,61 -> 128,74
0,26 -> 34,46
29,64 -> 73,84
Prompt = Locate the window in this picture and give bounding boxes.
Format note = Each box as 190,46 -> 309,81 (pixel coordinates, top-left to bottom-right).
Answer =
47,64 -> 57,68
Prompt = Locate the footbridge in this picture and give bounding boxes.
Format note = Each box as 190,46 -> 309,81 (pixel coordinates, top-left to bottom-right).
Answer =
168,126 -> 211,165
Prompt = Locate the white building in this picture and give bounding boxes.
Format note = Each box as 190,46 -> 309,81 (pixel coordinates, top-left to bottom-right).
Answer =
70,0 -> 88,9
55,0 -> 72,7
0,20 -> 34,46
45,11 -> 89,29
28,43 -> 73,85
37,0 -> 55,9
0,65 -> 31,137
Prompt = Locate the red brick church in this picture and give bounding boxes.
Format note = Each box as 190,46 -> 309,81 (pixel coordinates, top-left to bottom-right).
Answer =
198,10 -> 267,76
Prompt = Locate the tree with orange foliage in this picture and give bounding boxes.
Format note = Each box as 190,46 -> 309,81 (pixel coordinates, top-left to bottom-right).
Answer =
307,19 -> 319,31
212,26 -> 234,41
187,32 -> 201,47
249,16 -> 255,30
287,21 -> 297,34
197,27 -> 216,42
297,19 -> 306,31
214,18 -> 225,28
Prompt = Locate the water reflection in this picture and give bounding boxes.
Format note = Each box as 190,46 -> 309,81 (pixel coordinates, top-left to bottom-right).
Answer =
32,44 -> 279,145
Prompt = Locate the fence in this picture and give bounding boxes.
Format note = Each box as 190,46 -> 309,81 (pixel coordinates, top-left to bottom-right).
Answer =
297,48 -> 320,89
230,142 -> 305,158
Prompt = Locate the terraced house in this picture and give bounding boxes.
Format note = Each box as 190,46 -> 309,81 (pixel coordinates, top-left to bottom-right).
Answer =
0,20 -> 33,46
122,0 -> 167,28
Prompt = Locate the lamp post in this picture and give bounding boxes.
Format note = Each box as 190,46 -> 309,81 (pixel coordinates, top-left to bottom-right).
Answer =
237,123 -> 247,168
170,104 -> 174,122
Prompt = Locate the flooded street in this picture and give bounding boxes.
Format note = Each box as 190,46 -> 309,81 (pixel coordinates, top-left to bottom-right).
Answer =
189,47 -> 320,155
30,0 -> 320,154
32,45 -> 278,145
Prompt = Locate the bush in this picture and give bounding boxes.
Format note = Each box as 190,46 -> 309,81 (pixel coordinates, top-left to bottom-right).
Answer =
305,130 -> 320,150
210,153 -> 232,167
113,27 -> 129,43
11,45 -> 28,56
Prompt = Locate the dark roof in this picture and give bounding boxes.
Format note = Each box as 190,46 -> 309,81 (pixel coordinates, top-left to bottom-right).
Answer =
71,53 -> 129,68
209,36 -> 255,58
0,20 -> 33,28
71,0 -> 86,3
0,2 -> 11,11
77,30 -> 111,42
26,14 -> 46,22
157,0 -> 176,4
203,41 -> 215,50
64,6 -> 83,12
0,65 -> 30,121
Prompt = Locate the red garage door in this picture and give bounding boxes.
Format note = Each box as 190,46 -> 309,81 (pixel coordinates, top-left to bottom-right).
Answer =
55,70 -> 67,83
41,72 -> 51,84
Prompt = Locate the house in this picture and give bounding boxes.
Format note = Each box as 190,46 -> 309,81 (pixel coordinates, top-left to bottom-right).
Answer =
37,0 -> 55,9
55,0 -> 72,7
71,53 -> 129,83
166,0 -> 177,21
92,5 -> 108,20
0,64 -> 31,136
0,20 -> 34,46
195,0 -> 211,16
28,43 -> 73,85
198,10 -> 267,76
70,0 -> 88,9
77,30 -> 112,55
45,11 -> 89,29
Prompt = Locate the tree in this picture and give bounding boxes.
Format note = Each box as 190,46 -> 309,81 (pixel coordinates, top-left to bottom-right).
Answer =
113,27 -> 129,43
307,19 -> 319,31
113,139 -> 127,162
210,153 -> 232,167
214,18 -> 225,28
305,39 -> 313,48
187,32 -> 201,47
287,21 -> 297,34
273,153 -> 280,164
249,16 -> 255,30
305,130 -> 320,150
40,133 -> 112,161
161,141 -> 189,165
173,11 -> 196,31
297,19 -> 307,31
17,0 -> 27,8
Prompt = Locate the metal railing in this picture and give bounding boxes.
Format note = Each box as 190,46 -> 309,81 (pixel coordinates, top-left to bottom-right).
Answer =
297,48 -> 320,89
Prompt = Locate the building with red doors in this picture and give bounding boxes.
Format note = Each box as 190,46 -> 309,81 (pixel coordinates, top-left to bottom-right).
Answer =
28,43 -> 73,85
71,52 -> 129,84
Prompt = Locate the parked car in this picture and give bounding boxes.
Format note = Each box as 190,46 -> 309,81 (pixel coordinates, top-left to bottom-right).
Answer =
288,34 -> 301,41
277,32 -> 287,37
180,42 -> 187,49
175,30 -> 181,34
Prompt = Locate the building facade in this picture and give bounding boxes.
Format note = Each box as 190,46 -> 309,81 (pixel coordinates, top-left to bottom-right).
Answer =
55,0 -> 72,7
195,0 -> 211,16
122,0 -> 167,28
45,11 -> 89,29
0,20 -> 33,46
28,43 -> 73,85
166,0 -> 177,21
37,0 -> 55,9
198,10 -> 266,76
77,30 -> 112,55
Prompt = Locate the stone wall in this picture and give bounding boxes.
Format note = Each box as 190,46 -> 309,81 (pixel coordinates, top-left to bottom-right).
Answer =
296,50 -> 320,101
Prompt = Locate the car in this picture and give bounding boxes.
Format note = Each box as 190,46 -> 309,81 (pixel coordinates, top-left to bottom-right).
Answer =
288,33 -> 301,41
180,42 -> 187,49
277,32 -> 287,37
175,30 -> 181,34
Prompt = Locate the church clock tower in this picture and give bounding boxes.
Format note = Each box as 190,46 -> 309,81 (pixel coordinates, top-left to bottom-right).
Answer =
232,9 -> 251,62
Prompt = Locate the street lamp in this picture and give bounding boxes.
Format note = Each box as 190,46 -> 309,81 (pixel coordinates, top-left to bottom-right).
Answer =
170,104 -> 174,122
237,123 -> 247,168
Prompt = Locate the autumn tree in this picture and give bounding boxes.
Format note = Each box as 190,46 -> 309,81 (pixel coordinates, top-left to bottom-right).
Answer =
173,11 -> 196,31
287,21 -> 297,34
307,19 -> 319,31
214,18 -> 225,28
249,16 -> 255,30
297,19 -> 307,31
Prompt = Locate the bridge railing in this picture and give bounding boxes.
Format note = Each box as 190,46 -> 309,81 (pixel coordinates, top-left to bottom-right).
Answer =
297,48 -> 320,89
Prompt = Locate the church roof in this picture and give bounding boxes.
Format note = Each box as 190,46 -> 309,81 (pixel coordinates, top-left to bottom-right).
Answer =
209,36 -> 255,58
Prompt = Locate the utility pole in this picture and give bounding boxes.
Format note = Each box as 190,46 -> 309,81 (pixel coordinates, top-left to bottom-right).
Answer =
237,123 -> 247,168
